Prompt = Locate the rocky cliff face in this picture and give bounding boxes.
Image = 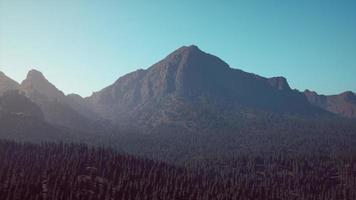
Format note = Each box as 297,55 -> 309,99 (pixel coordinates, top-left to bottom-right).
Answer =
267,77 -> 291,91
304,90 -> 356,118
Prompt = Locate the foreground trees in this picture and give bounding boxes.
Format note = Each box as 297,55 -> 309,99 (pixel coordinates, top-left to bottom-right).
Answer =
0,139 -> 355,200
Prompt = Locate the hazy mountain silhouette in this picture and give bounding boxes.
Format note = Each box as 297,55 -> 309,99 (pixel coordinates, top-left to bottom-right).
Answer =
20,70 -> 65,101
304,90 -> 356,118
18,69 -> 105,132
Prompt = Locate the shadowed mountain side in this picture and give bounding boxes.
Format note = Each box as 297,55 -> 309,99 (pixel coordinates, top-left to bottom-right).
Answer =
0,90 -> 43,119
19,69 -> 107,132
66,93 -> 101,121
0,91 -> 77,142
86,45 -> 328,131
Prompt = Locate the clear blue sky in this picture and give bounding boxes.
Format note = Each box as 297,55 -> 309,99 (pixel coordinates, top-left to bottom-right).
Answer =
1,0 -> 355,97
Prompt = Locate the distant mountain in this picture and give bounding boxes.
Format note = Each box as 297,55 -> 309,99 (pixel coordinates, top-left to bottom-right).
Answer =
0,71 -> 19,95
86,45 -> 326,131
20,69 -> 65,102
19,69 -> 105,132
304,90 -> 356,118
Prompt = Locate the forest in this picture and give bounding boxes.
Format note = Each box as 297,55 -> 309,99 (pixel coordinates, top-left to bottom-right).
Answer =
0,139 -> 355,200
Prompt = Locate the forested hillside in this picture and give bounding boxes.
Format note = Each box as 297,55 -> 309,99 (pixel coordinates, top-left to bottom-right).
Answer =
0,140 -> 355,200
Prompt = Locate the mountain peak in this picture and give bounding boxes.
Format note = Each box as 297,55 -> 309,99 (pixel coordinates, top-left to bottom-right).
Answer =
166,45 -> 211,58
180,45 -> 200,51
21,69 -> 65,101
26,69 -> 46,81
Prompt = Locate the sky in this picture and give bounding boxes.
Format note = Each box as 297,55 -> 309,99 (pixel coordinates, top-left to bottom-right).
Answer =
0,0 -> 355,97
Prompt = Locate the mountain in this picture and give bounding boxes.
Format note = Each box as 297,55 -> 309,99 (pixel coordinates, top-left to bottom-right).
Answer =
3,46 -> 353,133
304,90 -> 356,118
20,69 -> 65,102
19,69 -> 104,132
0,71 -> 19,95
0,45 -> 356,167
86,45 -> 326,131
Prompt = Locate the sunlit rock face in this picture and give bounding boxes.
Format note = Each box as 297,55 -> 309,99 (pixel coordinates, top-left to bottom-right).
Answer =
304,90 -> 356,118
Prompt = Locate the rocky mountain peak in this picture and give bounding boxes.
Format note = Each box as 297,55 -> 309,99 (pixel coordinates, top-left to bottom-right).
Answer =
21,69 -> 65,101
167,45 -> 199,55
174,45 -> 201,54
157,45 -> 230,72
26,69 -> 46,80
147,45 -> 231,97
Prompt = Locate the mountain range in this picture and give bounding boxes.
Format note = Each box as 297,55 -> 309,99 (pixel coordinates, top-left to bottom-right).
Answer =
1,46 -> 355,127
1,45 -> 356,163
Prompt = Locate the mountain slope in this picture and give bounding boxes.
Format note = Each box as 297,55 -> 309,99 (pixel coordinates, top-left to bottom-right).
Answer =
87,45 -> 327,131
0,90 -> 44,119
304,90 -> 356,118
0,91 -> 75,142
0,71 -> 19,95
